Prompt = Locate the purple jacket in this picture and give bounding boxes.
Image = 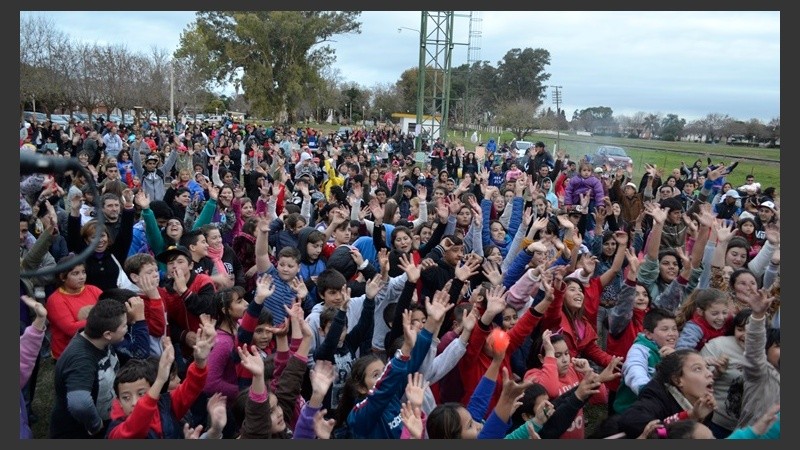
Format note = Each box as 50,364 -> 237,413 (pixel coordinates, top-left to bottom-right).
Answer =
564,175 -> 605,206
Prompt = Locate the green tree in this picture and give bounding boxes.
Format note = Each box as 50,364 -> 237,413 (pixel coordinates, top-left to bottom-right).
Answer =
177,11 -> 361,123
659,114 -> 686,141
494,48 -> 551,104
573,107 -> 615,134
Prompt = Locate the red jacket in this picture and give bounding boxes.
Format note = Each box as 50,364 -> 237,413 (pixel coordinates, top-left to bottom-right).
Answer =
160,272 -> 216,356
458,307 -> 543,415
107,362 -> 207,439
540,283 -> 614,368
524,358 -> 608,439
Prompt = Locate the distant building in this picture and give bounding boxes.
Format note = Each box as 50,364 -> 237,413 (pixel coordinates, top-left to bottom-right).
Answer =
391,113 -> 441,141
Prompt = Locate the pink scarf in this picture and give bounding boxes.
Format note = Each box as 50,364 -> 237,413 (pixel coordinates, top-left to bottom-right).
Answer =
206,244 -> 228,277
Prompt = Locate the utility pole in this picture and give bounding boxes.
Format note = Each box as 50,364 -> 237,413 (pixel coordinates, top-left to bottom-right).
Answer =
550,85 -> 562,155
169,60 -> 174,125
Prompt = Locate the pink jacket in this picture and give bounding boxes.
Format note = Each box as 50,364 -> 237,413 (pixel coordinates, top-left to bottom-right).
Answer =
20,325 -> 45,388
506,268 -> 543,311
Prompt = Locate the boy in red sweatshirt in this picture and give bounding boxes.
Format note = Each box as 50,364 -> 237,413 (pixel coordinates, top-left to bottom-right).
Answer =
106,321 -> 217,438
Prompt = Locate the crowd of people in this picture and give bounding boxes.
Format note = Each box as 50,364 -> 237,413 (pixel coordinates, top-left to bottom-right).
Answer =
19,115 -> 780,439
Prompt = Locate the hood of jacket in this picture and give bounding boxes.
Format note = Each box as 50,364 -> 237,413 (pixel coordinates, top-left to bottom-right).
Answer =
297,226 -> 317,264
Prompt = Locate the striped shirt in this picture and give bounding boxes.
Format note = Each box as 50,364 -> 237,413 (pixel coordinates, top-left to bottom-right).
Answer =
260,266 -> 297,325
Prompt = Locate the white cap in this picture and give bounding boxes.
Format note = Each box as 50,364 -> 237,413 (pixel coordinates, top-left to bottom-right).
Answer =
759,200 -> 777,212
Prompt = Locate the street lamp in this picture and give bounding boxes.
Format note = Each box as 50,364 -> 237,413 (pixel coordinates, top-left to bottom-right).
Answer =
380,108 -> 383,122
362,105 -> 365,123
397,26 -> 420,34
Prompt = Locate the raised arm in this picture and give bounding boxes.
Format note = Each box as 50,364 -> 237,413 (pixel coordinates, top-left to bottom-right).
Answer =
254,213 -> 273,273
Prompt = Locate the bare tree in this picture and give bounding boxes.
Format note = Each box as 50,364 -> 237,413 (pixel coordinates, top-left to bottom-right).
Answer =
72,43 -> 105,122
495,98 -> 539,140
19,14 -> 72,118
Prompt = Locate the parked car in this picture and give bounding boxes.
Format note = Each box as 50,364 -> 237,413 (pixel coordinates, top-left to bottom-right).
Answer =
337,126 -> 352,138
588,145 -> 632,169
50,114 -> 71,127
23,111 -> 49,124
514,140 -> 533,154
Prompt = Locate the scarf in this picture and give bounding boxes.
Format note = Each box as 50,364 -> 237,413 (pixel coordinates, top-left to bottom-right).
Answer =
665,383 -> 695,413
207,244 -> 228,278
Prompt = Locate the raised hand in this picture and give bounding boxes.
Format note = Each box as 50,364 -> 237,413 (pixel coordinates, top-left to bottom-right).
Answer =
313,409 -> 336,439
206,392 -> 228,437
674,246 -> 690,270
309,359 -> 336,398
682,213 -> 698,236
461,306 -> 479,334
208,185 -> 219,201
237,344 -> 265,378
289,275 -> 309,301
714,219 -> 736,243
404,372 -> 429,410
484,284 -> 508,317
750,404 -> 780,436
556,213 -> 575,230
741,287 -> 775,319
435,197 -> 450,223
378,248 -> 390,273
447,194 -> 463,216
625,248 -> 640,281
496,367 -> 533,421
425,288 -> 455,325
20,295 -> 47,322
400,402 -> 424,439
416,184 -> 427,201
481,260 -> 503,286
541,329 -> 556,357
365,273 -> 385,300
125,296 -> 146,322
284,298 -> 306,323
765,223 -> 780,246
156,336 -> 175,383
522,206 -> 533,227
134,189 -> 150,209
455,256 -> 482,282
644,202 -> 668,225
254,273 -> 275,304
350,247 -> 365,268
400,309 -> 418,352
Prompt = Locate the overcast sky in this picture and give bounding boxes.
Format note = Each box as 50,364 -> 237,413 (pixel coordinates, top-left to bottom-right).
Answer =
21,10 -> 780,123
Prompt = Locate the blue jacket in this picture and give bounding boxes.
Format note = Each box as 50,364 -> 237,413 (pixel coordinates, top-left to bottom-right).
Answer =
346,329 -> 433,439
481,197 -> 524,258
503,247 -> 533,290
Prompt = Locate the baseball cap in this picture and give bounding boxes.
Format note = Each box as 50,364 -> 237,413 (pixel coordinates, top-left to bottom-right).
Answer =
759,200 -> 777,212
311,192 -> 326,204
625,182 -> 638,190
156,245 -> 192,264
145,154 -> 160,162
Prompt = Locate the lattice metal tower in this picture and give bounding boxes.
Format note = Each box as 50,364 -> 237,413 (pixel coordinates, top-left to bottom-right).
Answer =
415,11 -> 455,151
464,12 -> 481,132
